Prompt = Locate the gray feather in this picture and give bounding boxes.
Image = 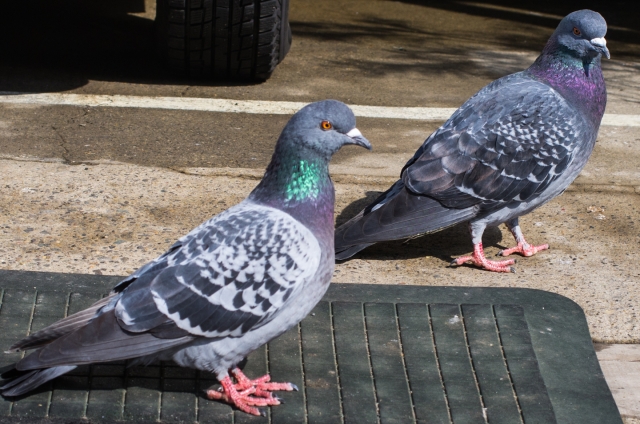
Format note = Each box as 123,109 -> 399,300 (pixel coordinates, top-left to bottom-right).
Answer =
0,366 -> 76,397
17,312 -> 194,370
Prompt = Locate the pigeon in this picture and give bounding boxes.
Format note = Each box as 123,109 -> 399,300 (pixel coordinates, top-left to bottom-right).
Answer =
0,100 -> 371,416
335,10 -> 608,272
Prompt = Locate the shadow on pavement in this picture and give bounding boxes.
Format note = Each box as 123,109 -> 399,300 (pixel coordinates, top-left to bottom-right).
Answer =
1,0 -> 638,93
400,0 -> 640,51
288,0 -> 639,84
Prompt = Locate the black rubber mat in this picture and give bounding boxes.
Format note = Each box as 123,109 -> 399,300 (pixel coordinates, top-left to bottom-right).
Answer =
0,270 -> 622,423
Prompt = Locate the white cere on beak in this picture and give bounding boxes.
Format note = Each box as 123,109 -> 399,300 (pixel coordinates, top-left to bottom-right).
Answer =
346,128 -> 363,138
590,37 -> 610,59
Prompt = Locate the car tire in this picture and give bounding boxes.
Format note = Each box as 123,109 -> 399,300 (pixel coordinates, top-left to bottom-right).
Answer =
156,0 -> 291,81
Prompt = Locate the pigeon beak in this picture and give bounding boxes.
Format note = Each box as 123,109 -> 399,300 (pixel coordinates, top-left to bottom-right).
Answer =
345,128 -> 372,150
590,37 -> 610,59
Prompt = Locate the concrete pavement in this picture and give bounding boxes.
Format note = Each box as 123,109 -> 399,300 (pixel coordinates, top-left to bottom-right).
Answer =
0,0 -> 639,420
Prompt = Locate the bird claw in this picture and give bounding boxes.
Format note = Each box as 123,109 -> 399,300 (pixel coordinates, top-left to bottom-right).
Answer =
498,242 -> 549,257
453,257 -> 516,273
207,368 -> 296,416
451,243 -> 516,273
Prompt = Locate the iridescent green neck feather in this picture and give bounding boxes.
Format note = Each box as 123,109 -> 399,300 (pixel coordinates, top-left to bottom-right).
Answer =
285,159 -> 324,202
249,145 -> 335,227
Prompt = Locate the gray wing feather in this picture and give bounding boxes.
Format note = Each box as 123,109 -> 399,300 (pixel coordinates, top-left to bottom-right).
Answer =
403,76 -> 585,211
146,203 -> 321,338
1,366 -> 77,397
16,311 -> 193,370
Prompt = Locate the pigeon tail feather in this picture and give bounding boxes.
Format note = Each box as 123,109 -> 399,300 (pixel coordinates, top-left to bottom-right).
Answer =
1,366 -> 77,397
335,185 -> 477,256
8,293 -> 118,352
16,311 -> 193,370
335,243 -> 375,260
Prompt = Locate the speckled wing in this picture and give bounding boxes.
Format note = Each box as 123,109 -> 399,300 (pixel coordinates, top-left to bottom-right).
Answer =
117,202 -> 322,339
402,75 -> 588,211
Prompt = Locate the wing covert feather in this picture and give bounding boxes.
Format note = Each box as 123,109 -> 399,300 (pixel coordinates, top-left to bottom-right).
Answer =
143,204 -> 321,338
403,75 -> 587,210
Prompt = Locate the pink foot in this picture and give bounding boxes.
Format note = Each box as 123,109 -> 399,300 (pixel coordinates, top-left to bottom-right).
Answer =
451,242 -> 516,273
498,241 -> 549,257
206,368 -> 298,416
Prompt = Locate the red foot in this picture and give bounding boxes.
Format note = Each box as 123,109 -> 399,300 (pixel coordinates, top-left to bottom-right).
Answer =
206,368 -> 298,416
451,242 -> 516,273
498,241 -> 549,257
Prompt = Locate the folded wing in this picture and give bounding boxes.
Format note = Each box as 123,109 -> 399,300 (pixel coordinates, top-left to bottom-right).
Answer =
15,203 -> 321,371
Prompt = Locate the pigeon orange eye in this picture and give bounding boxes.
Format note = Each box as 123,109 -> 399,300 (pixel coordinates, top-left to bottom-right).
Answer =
321,120 -> 332,130
573,27 -> 581,36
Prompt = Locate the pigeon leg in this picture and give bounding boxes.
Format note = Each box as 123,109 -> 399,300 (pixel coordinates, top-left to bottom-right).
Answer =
206,368 -> 298,416
451,242 -> 516,273
498,218 -> 549,257
450,222 -> 515,272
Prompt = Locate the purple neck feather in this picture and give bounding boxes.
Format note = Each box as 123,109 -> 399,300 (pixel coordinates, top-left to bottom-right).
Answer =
527,38 -> 607,126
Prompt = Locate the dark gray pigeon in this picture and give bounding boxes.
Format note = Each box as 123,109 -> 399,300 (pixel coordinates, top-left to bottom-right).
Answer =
335,10 -> 608,272
0,100 -> 371,416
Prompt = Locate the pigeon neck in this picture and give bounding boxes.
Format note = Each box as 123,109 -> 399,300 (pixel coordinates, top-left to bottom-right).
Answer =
528,39 -> 606,125
249,147 -> 335,229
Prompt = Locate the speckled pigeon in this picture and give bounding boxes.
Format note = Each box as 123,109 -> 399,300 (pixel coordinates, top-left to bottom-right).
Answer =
335,10 -> 608,272
0,100 -> 371,416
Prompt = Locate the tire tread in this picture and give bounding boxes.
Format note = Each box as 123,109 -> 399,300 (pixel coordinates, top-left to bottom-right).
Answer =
157,0 -> 289,80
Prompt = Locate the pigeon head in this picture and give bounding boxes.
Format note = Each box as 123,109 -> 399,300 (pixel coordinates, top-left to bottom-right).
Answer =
528,10 -> 608,123
553,10 -> 609,60
278,100 -> 372,159
251,100 -> 371,213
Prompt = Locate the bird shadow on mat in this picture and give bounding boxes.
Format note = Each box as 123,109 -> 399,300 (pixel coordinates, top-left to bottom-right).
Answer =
0,361 -> 226,397
0,358 -> 269,419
